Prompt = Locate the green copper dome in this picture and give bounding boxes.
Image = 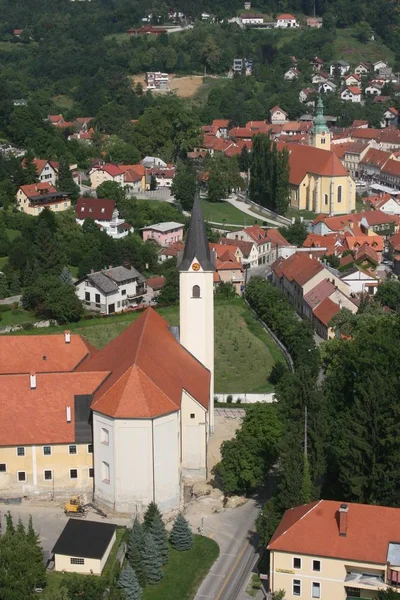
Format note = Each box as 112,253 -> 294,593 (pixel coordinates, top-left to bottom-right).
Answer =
313,95 -> 327,134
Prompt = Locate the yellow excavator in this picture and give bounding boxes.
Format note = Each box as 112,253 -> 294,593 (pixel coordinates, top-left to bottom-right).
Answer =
64,495 -> 86,517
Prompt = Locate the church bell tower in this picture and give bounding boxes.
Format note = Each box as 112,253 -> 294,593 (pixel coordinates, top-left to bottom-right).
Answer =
178,192 -> 215,433
310,95 -> 331,150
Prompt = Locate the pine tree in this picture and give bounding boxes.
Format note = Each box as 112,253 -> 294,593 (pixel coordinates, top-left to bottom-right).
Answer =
27,515 -> 46,588
119,564 -> 142,600
60,266 -> 73,285
128,518 -> 144,556
169,514 -> 193,551
127,519 -> 147,588
8,272 -> 21,295
5,511 -> 14,535
24,151 -> 38,184
0,274 -> 9,299
148,514 -> 169,565
57,157 -> 79,202
141,533 -> 163,583
16,518 -> 26,537
143,502 -> 162,530
33,217 -> 66,276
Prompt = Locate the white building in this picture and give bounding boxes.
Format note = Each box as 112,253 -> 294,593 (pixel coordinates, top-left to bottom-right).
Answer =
354,62 -> 370,76
340,266 -> 379,294
284,67 -> 300,81
341,87 -> 362,103
239,13 -> 264,25
365,83 -> 383,96
270,106 -> 288,124
373,60 -> 388,73
75,197 -> 133,239
329,60 -> 350,76
318,81 -> 337,94
146,72 -> 169,91
275,13 -> 299,27
75,265 -> 147,313
89,164 -> 124,189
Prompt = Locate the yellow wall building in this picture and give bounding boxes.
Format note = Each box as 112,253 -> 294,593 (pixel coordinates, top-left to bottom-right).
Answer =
16,183 -> 71,215
268,500 -> 400,600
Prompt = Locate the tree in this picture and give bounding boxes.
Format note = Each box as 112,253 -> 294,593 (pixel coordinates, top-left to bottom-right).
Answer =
119,564 -> 142,600
45,281 -> 83,323
238,146 -> 251,172
268,362 -> 288,385
215,282 -> 236,299
8,272 -> 21,295
157,267 -> 179,305
141,533 -> 163,583
278,219 -> 308,246
249,135 -> 289,215
207,170 -> 225,203
321,253 -> 340,269
148,514 -> 169,565
127,519 -> 147,588
96,181 -> 126,206
143,502 -> 163,530
378,590 -> 400,600
169,514 -> 193,551
375,279 -> 400,311
33,213 -> 66,275
57,157 -> 79,203
150,175 -> 157,191
171,162 -> 196,211
23,151 -> 38,184
354,21 -> 373,43
0,274 -> 9,299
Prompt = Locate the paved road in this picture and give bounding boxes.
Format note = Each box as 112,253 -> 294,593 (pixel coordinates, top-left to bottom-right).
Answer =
225,197 -> 281,227
191,499 -> 262,600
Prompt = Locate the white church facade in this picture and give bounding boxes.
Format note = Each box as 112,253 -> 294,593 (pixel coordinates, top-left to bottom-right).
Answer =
0,195 -> 215,513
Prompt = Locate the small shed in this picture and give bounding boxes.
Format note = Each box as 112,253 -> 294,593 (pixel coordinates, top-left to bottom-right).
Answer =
52,519 -> 117,575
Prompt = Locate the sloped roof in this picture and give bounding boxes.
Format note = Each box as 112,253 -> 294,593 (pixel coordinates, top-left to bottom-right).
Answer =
145,275 -> 166,290
179,193 -> 215,272
272,252 -> 324,286
76,197 -> 115,221
381,158 -> 400,177
266,228 -> 290,247
360,148 -> 392,169
0,371 -> 108,445
218,237 -> 255,258
313,296 -> 340,326
268,500 -> 400,565
303,278 -> 336,309
282,143 -> 348,185
0,333 -> 94,375
80,309 -> 210,418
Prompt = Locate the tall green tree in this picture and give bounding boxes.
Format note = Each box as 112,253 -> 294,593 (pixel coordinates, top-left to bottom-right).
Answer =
23,151 -> 38,184
57,157 -> 79,203
141,533 -> 163,583
148,514 -> 169,565
119,564 -> 142,600
171,162 -> 196,211
169,514 -> 193,551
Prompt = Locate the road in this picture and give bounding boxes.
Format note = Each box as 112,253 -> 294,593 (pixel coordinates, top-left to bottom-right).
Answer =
190,499 -> 262,600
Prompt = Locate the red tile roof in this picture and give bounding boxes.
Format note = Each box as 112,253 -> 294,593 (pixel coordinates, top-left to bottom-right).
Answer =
303,233 -> 339,255
303,278 -> 336,309
242,225 -> 269,246
381,158 -> 400,177
266,228 -> 290,247
276,13 -> 296,20
79,309 -> 210,419
212,119 -> 230,128
272,252 -> 324,286
218,238 -> 255,258
313,297 -> 340,326
360,148 -> 392,169
346,86 -> 361,95
76,197 -> 116,221
268,500 -> 400,565
0,333 -> 94,375
389,231 -> 400,251
145,275 -> 166,290
0,371 -> 108,446
281,143 -> 348,185
159,241 -> 184,257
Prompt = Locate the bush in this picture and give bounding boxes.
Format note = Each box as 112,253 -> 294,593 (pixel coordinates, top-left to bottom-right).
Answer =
21,322 -> 34,330
226,395 -> 233,403
236,398 -> 242,404
0,304 -> 11,312
269,361 -> 288,385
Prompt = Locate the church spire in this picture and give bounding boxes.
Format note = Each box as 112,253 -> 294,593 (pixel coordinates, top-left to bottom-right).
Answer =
312,95 -> 327,134
179,191 -> 215,272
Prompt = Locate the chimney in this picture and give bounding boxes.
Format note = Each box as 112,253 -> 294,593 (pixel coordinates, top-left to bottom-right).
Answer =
66,406 -> 71,422
30,373 -> 37,390
339,503 -> 348,536
64,331 -> 71,344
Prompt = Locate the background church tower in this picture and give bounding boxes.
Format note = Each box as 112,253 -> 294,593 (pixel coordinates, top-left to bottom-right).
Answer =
310,95 -> 331,150
179,192 -> 216,433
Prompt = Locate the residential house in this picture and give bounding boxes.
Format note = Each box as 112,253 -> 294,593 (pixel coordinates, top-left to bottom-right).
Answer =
145,276 -> 166,299
145,72 -> 169,91
275,14 -> 299,28
142,221 -> 184,246
351,119 -> 369,128
312,297 -> 342,338
299,88 -> 316,102
89,164 -> 124,189
312,72 -> 330,85
75,265 -> 146,313
282,142 -> 356,215
373,59 -> 388,73
127,25 -> 167,35
284,67 -> 300,81
22,158 -> 59,185
382,107 -> 399,128
157,241 -> 185,263
226,225 -> 272,265
141,157 -> 168,168
340,86 -> 362,103
329,60 -> 350,76
16,183 -> 70,216
146,166 -> 175,188
354,62 -> 370,76
212,119 -> 231,137
75,197 -> 133,239
311,209 -> 398,237
340,265 -> 379,295
268,500 -> 400,600
365,192 -> 400,215
380,158 -> 400,189
344,73 -> 361,88
388,231 -> 400,274
310,56 -> 324,71
239,13 -> 264,25
271,252 -> 350,316
119,164 -> 146,194
211,244 -> 244,294
270,106 -> 288,124
332,142 -> 370,178
365,82 -> 383,95
359,148 -> 393,180
307,17 -> 322,28
218,238 -> 258,268
318,81 -> 337,94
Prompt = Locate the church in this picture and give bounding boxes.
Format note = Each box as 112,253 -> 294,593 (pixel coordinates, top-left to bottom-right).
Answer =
0,195 -> 215,513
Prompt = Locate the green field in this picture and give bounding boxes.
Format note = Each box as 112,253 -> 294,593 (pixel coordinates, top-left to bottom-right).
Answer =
52,94 -> 74,110
201,199 -> 262,227
334,28 -> 395,65
0,308 -> 35,326
143,536 -> 219,600
8,299 -> 282,392
285,206 -> 318,220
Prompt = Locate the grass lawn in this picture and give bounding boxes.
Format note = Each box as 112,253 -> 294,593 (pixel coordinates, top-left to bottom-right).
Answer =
143,535 -> 219,600
334,28 -> 395,65
6,228 -> 21,241
135,198 -> 170,209
285,206 -> 318,221
52,94 -> 74,110
8,299 -> 282,392
201,199 -> 262,227
0,308 -> 36,326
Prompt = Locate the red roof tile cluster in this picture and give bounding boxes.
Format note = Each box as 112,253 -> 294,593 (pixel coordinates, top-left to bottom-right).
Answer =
268,499 -> 400,565
218,237 -> 255,258
360,148 -> 392,169
76,197 -> 116,221
303,279 -> 336,309
19,183 -> 57,198
81,309 -> 209,418
145,275 -> 166,290
303,232 -> 340,255
276,14 -> 296,20
313,296 -> 340,326
159,241 -> 184,258
241,225 -> 270,246
389,231 -> 400,251
281,143 -> 348,185
266,228 -> 290,247
272,252 -> 324,286
381,158 -> 400,177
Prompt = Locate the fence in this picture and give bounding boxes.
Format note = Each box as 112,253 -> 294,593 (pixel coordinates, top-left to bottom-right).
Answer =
236,192 -> 292,226
215,393 -> 276,404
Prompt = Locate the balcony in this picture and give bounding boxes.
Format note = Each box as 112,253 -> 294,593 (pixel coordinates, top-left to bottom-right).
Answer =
345,572 -> 385,591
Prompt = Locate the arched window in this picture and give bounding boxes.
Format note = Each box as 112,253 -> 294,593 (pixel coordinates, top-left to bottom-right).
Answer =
324,194 -> 329,206
192,285 -> 200,298
337,185 -> 342,203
